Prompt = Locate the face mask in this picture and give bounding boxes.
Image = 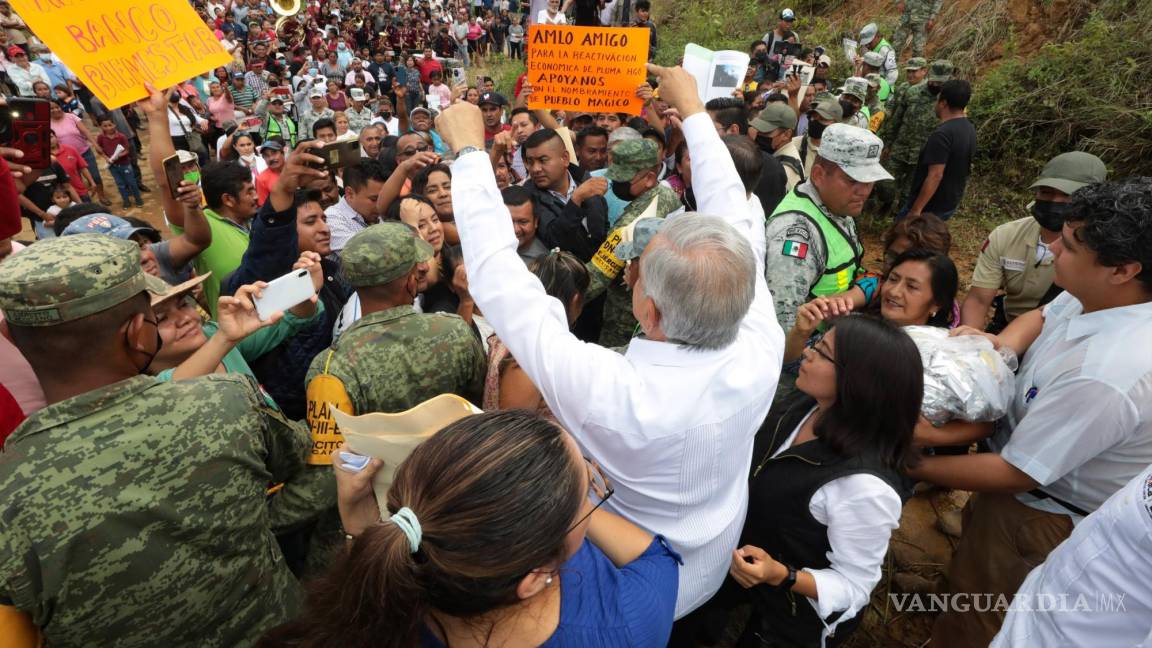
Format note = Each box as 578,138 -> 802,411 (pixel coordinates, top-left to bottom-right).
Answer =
380,111 -> 393,120
927,83 -> 942,96
839,100 -> 857,119
754,132 -> 778,153
169,94 -> 182,104
610,179 -> 635,202
807,119 -> 827,141
129,318 -> 164,375
1031,199 -> 1072,232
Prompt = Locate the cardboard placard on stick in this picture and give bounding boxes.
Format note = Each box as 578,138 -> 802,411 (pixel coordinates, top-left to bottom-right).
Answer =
10,0 -> 233,109
526,25 -> 649,115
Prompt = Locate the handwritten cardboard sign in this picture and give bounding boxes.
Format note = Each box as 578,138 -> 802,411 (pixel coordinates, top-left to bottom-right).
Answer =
9,0 -> 233,109
526,25 -> 649,115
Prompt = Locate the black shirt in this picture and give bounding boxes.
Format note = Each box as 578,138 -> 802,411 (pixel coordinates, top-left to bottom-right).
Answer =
909,117 -> 977,215
20,161 -> 69,224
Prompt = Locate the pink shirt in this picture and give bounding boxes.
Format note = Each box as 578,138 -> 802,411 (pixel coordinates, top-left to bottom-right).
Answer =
207,93 -> 235,128
50,112 -> 89,155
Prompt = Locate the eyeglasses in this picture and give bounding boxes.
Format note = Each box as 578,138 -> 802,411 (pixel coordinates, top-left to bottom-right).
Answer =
565,457 -> 614,534
400,143 -> 431,156
810,341 -> 839,367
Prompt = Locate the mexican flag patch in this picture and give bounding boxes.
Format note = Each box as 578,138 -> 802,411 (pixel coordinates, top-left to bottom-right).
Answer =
782,240 -> 809,259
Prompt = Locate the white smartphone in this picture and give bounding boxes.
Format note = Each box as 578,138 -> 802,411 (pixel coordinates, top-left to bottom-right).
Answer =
252,269 -> 314,321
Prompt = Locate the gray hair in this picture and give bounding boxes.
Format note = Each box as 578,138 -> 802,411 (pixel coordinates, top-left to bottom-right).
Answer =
640,214 -> 756,350
608,126 -> 642,145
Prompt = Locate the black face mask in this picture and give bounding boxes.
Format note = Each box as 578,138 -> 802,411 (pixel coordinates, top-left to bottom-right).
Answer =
839,100 -> 857,119
807,119 -> 828,141
1031,200 -> 1072,232
129,318 -> 164,375
927,83 -> 942,96
611,179 -> 635,202
754,133 -> 778,154
380,111 -> 393,120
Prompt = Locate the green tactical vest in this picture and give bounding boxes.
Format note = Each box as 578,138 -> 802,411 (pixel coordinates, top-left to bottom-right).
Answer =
770,187 -> 863,297
265,116 -> 298,147
878,78 -> 892,102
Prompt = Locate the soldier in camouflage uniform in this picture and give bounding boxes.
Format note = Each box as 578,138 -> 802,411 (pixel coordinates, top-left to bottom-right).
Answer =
893,0 -> 944,59
887,57 -> 929,110
584,139 -> 682,349
0,235 -> 315,646
840,77 -> 871,130
878,59 -> 954,211
306,223 -> 486,412
764,125 -> 891,331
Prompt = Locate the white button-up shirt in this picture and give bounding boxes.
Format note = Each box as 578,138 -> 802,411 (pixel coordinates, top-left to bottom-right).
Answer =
992,462 -> 1152,648
991,292 -> 1152,516
453,111 -> 785,617
325,198 -> 369,254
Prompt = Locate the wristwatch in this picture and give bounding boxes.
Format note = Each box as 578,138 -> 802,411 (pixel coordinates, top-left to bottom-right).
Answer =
775,562 -> 798,591
455,145 -> 483,157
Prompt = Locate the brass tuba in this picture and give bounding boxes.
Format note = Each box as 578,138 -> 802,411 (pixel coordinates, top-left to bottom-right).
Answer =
272,0 -> 303,39
270,0 -> 302,16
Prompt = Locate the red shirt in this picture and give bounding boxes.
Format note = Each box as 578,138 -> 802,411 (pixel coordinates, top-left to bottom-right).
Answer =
255,166 -> 281,205
96,132 -> 131,166
417,57 -> 443,85
485,123 -> 512,148
54,144 -> 88,196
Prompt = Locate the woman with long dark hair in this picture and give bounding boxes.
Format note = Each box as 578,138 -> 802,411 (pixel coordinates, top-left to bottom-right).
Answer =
727,316 -> 922,647
262,410 -> 682,647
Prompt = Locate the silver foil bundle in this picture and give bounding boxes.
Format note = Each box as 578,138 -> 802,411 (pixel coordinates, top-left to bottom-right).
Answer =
905,326 -> 1018,426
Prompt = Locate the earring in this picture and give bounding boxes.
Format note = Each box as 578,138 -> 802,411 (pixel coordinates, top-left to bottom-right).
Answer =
545,576 -> 553,586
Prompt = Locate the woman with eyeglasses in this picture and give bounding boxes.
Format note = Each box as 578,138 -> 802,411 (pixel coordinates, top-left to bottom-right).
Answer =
719,316 -> 922,648
262,410 -> 681,648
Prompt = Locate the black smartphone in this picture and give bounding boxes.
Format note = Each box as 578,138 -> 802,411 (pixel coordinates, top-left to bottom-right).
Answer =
0,97 -> 52,169
306,140 -> 362,170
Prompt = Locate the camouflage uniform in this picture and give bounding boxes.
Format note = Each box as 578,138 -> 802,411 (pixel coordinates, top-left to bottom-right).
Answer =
878,59 -> 954,207
893,0 -> 944,59
842,77 -> 871,130
765,125 -> 891,331
305,223 -> 486,413
0,235 -> 315,646
584,140 -> 682,349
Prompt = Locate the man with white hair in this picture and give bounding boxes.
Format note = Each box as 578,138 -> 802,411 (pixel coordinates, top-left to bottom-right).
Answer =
437,63 -> 785,620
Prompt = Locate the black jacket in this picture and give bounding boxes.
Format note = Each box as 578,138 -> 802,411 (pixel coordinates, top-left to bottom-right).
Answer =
525,163 -> 609,262
223,199 -> 353,420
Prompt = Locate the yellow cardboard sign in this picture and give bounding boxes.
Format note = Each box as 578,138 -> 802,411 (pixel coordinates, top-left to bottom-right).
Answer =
9,0 -> 233,109
527,25 -> 649,115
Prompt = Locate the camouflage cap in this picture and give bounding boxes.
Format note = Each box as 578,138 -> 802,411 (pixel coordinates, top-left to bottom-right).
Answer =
615,216 -> 665,261
0,235 -> 167,327
604,139 -> 659,181
341,223 -> 435,289
864,73 -> 882,88
750,102 -> 798,133
841,77 -> 869,101
862,51 -> 885,68
859,22 -> 878,43
817,124 -> 894,183
928,59 -> 954,83
811,95 -> 844,122
905,56 -> 928,70
1029,151 -> 1108,196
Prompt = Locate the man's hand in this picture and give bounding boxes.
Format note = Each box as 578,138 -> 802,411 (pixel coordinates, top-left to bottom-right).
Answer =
401,150 -> 439,178
949,325 -> 1001,349
137,84 -> 175,117
785,74 -> 802,96
175,179 -> 203,206
435,102 -> 485,153
645,64 -> 705,118
636,82 -> 654,104
394,84 -> 407,99
491,129 -> 514,153
571,176 -> 608,206
294,251 -> 325,292
0,146 -> 33,179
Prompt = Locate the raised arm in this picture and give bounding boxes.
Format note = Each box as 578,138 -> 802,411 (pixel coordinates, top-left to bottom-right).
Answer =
438,102 -> 632,437
139,86 -> 186,228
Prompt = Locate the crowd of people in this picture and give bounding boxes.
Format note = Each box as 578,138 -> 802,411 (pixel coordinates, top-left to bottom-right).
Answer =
0,0 -> 1150,647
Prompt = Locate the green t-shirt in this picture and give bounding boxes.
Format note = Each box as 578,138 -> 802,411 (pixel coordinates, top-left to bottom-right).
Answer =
172,209 -> 251,316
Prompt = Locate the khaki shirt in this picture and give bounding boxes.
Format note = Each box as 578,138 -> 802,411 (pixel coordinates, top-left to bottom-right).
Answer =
970,216 -> 1056,320
774,140 -> 804,193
